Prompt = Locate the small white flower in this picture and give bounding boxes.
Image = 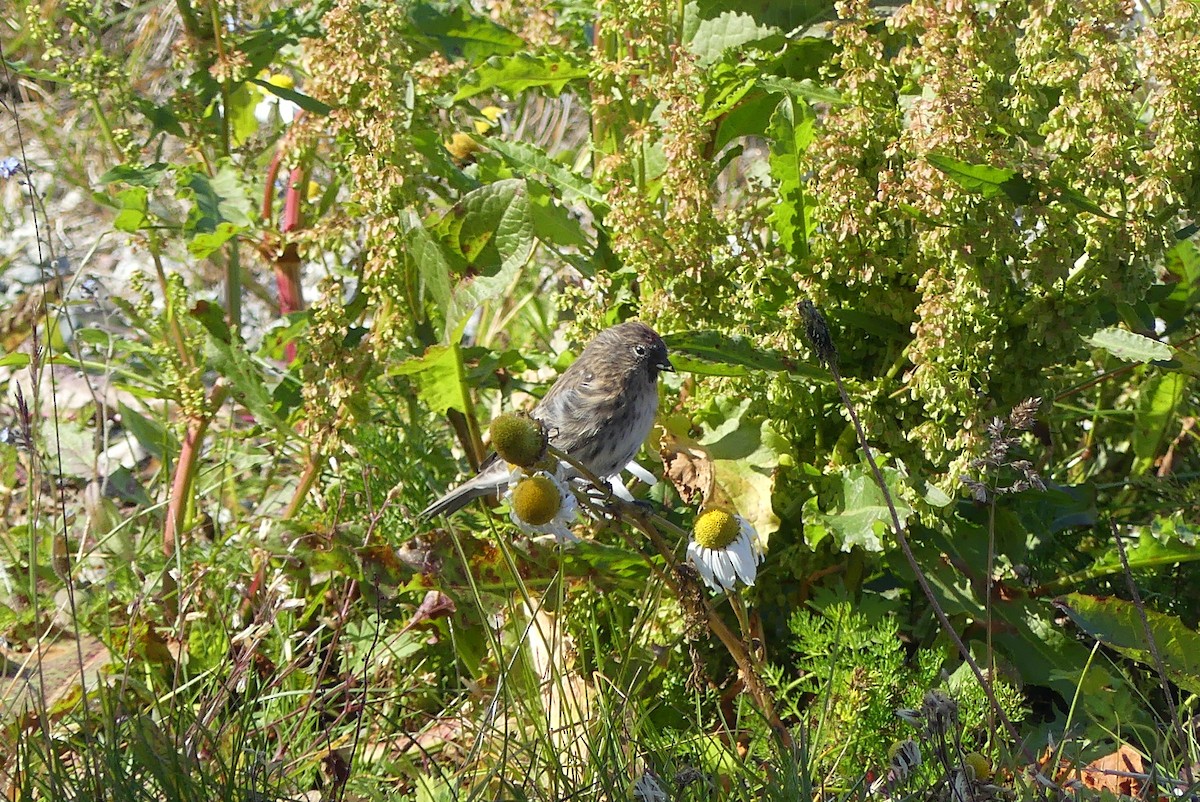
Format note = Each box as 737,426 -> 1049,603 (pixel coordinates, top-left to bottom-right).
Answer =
687,510 -> 762,593
505,466 -> 579,543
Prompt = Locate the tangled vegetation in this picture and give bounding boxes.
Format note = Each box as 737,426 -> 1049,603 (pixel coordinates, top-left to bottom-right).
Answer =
2,0 -> 1199,798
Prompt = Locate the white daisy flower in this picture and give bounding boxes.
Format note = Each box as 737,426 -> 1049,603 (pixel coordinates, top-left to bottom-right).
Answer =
686,510 -> 762,593
505,466 -> 579,543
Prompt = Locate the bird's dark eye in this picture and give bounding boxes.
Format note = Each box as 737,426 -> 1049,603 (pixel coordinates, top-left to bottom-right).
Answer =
633,344 -> 647,357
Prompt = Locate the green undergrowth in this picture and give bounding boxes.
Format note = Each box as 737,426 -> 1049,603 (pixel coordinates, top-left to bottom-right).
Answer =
3,0 -> 1200,798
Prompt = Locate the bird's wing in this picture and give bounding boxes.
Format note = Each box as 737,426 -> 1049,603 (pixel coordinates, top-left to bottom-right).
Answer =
533,361 -> 609,453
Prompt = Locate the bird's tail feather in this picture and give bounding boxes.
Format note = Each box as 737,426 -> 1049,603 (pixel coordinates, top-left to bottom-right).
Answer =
420,465 -> 509,519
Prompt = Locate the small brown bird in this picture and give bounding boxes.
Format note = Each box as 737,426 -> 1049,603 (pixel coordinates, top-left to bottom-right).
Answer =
421,321 -> 674,518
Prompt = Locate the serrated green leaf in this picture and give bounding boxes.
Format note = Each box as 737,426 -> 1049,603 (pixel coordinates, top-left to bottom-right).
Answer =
767,96 -> 815,258
454,53 -> 589,101
390,344 -> 471,415
482,138 -> 607,207
1055,593 -> 1200,695
803,466 -> 911,553
685,2 -> 780,64
1085,327 -> 1173,363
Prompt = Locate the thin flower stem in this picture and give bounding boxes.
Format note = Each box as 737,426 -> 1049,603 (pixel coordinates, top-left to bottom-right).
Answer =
828,357 -> 1029,759
613,498 -> 792,748
546,444 -> 790,744
801,300 -> 1030,760
1111,519 -> 1194,786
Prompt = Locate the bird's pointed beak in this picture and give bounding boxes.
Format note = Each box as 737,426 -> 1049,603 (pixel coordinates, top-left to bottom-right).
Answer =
658,357 -> 675,373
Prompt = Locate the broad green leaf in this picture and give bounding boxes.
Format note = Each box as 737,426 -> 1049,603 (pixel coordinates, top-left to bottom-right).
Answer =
1055,593 -> 1200,695
390,344 -> 471,415
189,299 -> 232,343
248,77 -> 332,115
916,530 -> 1131,711
440,183 -> 534,336
403,210 -> 453,314
226,83 -> 260,147
99,162 -> 168,187
704,63 -> 759,121
182,162 -> 253,232
187,221 -> 241,258
664,399 -> 782,542
112,187 -> 149,232
118,402 -> 178,460
662,330 -> 822,378
410,4 -> 524,60
684,3 -> 780,64
803,466 -> 912,553
454,54 -> 589,101
438,178 -> 532,271
493,181 -> 535,272
757,75 -> 844,105
482,138 -> 607,207
1166,240 -> 1200,287
1044,527 -> 1200,593
527,181 -> 590,249
1132,372 -> 1185,473
714,91 -> 780,151
1045,178 -> 1117,219
767,96 -> 815,258
134,97 -> 187,138
1085,327 -> 1172,363
926,153 -> 1031,201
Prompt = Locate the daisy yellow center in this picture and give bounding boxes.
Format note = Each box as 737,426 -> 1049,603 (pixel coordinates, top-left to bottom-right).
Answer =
489,413 -> 545,467
266,73 -> 295,90
511,476 -> 561,525
693,510 -> 740,550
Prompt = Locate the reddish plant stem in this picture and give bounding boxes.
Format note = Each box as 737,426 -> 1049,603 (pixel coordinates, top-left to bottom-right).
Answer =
261,141 -> 308,364
163,380 -> 231,619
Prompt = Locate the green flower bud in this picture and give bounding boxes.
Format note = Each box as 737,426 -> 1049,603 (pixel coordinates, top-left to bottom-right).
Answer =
489,413 -> 546,468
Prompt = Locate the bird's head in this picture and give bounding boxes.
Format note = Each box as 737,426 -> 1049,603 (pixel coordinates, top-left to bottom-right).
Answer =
601,321 -> 674,380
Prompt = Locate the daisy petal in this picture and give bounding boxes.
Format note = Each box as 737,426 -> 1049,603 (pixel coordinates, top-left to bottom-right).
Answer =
725,535 -> 759,587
